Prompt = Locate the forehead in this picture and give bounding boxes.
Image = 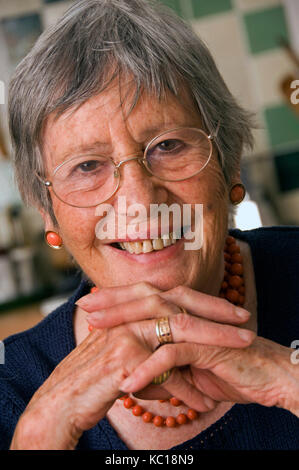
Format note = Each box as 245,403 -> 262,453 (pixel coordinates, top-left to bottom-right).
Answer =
42,78 -> 202,167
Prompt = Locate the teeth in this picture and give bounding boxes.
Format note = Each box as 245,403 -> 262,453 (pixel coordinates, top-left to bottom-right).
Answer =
162,234 -> 171,247
170,233 -> 177,244
123,242 -> 134,254
143,240 -> 154,253
152,238 -> 164,250
133,242 -> 143,254
117,232 -> 180,254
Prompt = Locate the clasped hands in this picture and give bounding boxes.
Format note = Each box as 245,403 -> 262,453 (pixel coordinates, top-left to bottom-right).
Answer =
13,281 -> 298,450
78,282 -> 299,416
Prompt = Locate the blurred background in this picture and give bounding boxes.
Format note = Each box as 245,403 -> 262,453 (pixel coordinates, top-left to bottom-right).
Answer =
0,0 -> 298,339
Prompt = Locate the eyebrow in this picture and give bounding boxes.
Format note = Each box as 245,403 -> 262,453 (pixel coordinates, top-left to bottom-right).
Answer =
57,141 -> 111,163
137,123 -> 199,139
54,121 -> 200,164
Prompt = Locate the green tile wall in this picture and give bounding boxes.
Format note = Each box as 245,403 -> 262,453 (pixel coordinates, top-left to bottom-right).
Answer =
2,0 -> 299,198
159,0 -> 233,19
192,0 -> 232,18
274,150 -> 299,192
264,104 -> 299,148
243,6 -> 288,54
159,0 -> 183,16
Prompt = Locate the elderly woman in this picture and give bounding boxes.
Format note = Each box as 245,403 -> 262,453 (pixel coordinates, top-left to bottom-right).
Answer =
1,0 -> 298,450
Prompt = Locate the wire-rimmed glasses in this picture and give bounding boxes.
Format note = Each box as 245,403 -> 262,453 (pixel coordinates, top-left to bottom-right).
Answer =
38,123 -> 220,208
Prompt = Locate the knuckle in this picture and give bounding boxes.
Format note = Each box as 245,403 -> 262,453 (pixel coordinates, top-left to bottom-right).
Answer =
173,312 -> 192,331
158,344 -> 176,365
157,344 -> 173,362
136,281 -> 156,294
170,285 -> 187,297
137,281 -> 151,290
103,328 -> 132,357
99,334 -> 134,371
148,293 -> 167,309
114,331 -> 132,351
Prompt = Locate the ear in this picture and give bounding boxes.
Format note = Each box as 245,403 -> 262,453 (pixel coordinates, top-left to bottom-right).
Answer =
38,208 -> 58,233
230,169 -> 242,186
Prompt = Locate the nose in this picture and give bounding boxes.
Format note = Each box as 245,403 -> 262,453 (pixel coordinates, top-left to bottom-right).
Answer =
114,153 -> 168,209
115,154 -> 144,169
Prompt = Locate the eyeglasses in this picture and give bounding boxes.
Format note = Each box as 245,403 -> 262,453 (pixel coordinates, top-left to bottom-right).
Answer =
38,123 -> 220,208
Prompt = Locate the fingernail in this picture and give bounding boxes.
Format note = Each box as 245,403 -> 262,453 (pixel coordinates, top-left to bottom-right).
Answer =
75,298 -> 88,308
238,329 -> 254,342
203,396 -> 215,410
88,310 -> 105,319
235,307 -> 250,319
76,293 -> 96,306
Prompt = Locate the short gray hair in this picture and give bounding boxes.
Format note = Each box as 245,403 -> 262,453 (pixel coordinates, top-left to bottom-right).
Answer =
8,0 -> 255,222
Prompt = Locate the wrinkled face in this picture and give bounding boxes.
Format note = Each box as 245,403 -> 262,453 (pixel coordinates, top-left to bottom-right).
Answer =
42,80 -> 230,295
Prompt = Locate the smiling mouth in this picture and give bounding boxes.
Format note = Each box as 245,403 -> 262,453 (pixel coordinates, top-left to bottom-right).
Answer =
110,228 -> 184,254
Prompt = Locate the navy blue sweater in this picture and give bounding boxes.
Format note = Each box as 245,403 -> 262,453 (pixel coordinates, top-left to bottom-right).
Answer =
0,227 -> 298,450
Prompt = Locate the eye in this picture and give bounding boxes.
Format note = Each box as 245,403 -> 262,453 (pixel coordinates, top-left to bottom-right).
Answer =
77,160 -> 101,172
157,139 -> 183,152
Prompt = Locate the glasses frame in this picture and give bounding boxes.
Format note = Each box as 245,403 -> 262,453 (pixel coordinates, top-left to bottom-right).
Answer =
37,121 -> 220,208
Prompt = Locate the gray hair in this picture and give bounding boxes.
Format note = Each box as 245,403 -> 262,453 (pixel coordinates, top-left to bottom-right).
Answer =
8,0 -> 255,223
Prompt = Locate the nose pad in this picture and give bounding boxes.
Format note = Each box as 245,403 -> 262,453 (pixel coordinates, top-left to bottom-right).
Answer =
118,154 -> 143,166
117,155 -> 149,176
138,157 -> 152,176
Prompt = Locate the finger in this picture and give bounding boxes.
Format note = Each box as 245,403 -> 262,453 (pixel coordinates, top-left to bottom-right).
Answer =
169,313 -> 256,348
183,367 -> 233,402
160,286 -> 250,324
161,368 -> 217,412
86,294 -> 181,326
84,289 -> 250,328
85,290 -> 249,329
119,343 -> 226,393
87,297 -> 255,349
130,369 -> 217,412
76,281 -> 161,312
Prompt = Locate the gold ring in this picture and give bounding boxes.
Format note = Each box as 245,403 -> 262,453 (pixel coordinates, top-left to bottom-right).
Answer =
152,369 -> 173,385
155,316 -> 173,345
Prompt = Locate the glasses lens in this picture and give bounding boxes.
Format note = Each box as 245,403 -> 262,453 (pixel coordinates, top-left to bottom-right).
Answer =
52,156 -> 118,207
144,128 -> 212,181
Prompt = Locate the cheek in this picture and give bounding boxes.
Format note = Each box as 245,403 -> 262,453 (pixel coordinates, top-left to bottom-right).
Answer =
204,160 -> 228,210
187,161 -> 229,238
52,202 -> 97,249
203,168 -> 228,231
181,161 -> 228,208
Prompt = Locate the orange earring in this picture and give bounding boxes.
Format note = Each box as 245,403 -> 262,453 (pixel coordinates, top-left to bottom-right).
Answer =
229,183 -> 246,205
45,231 -> 63,250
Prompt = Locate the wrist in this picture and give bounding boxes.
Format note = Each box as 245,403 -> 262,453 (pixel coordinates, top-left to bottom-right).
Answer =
279,351 -> 299,417
11,398 -> 82,450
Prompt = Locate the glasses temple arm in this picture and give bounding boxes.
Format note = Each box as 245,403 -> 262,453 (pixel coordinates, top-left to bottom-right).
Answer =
34,171 -> 52,187
208,121 -> 220,140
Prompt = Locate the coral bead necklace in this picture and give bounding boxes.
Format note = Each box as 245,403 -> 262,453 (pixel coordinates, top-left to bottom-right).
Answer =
87,235 -> 245,427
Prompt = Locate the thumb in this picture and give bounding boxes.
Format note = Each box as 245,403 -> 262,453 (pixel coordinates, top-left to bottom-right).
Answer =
119,342 -> 230,393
